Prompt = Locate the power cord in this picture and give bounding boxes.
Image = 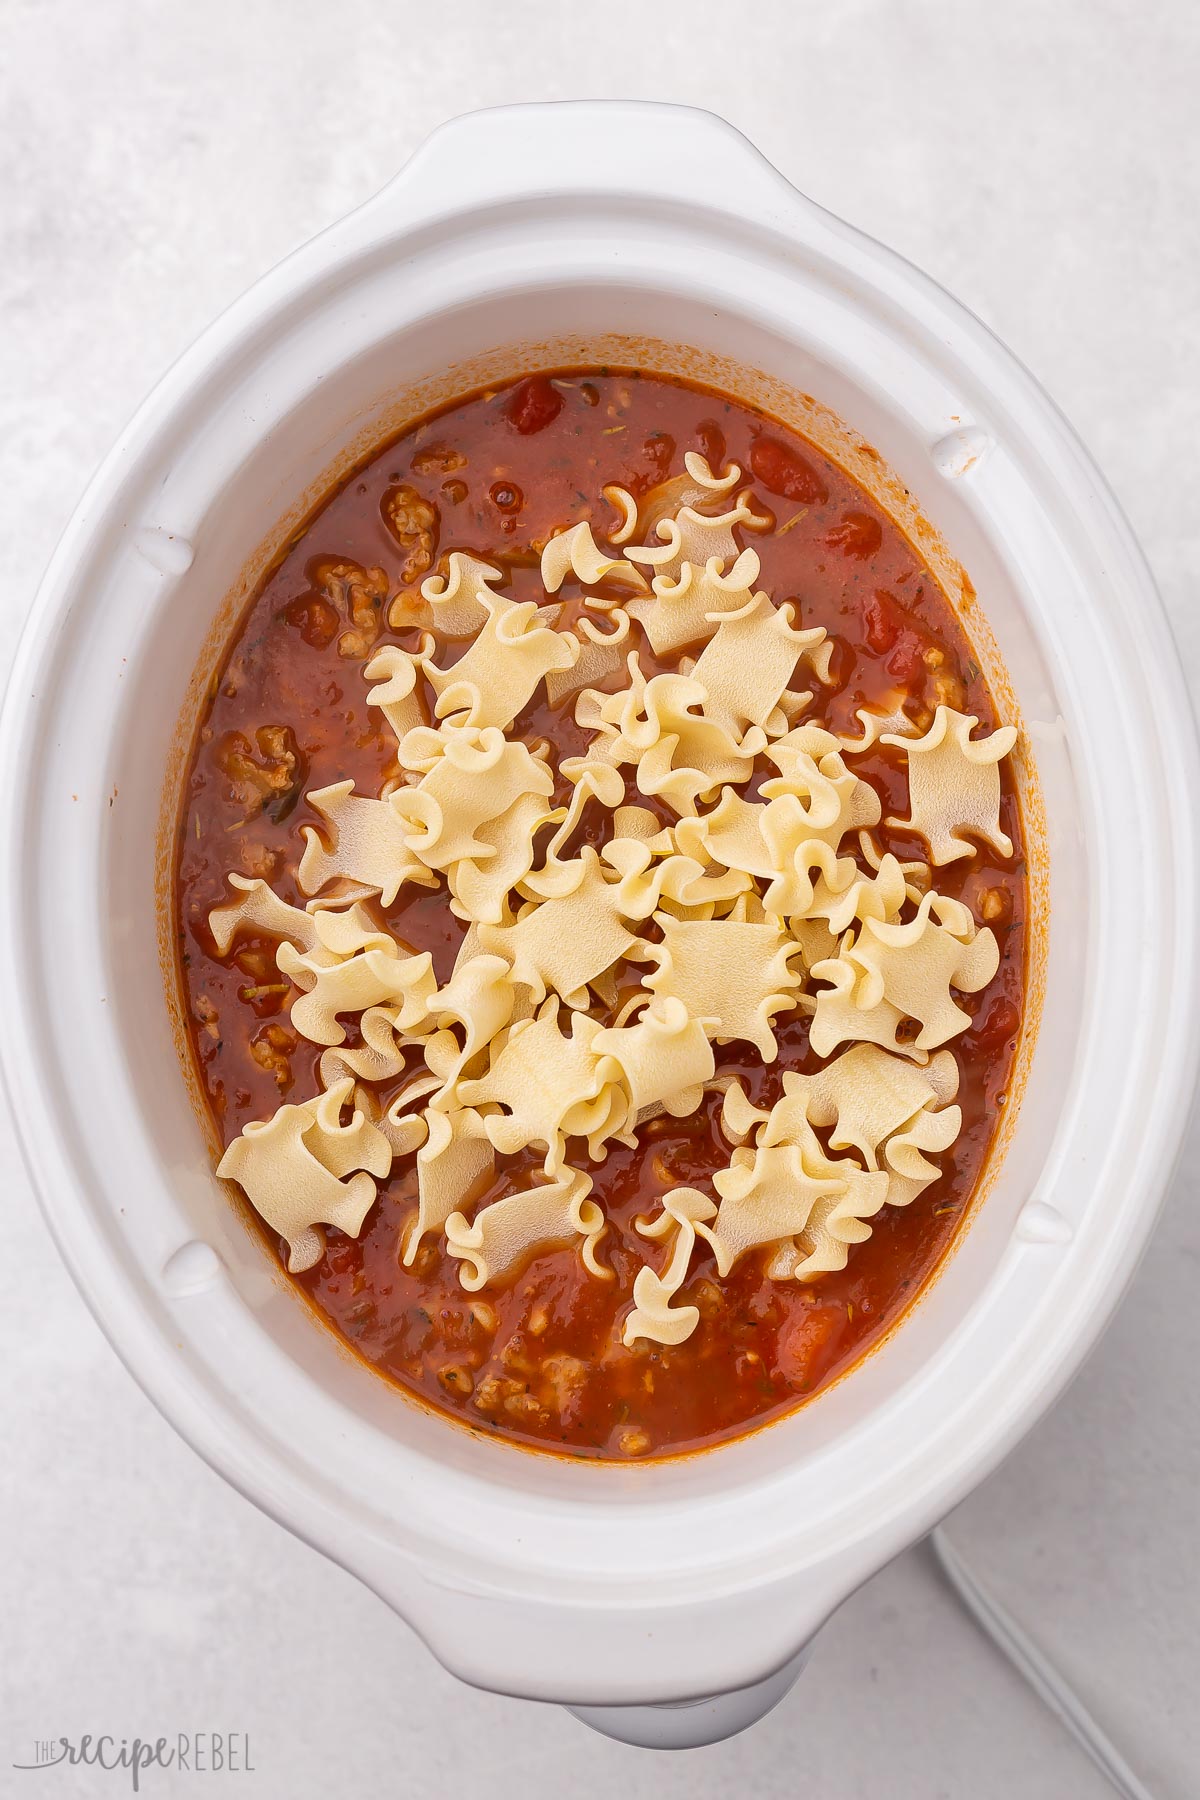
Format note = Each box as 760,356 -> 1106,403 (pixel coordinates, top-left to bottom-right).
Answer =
928,1529 -> 1158,1800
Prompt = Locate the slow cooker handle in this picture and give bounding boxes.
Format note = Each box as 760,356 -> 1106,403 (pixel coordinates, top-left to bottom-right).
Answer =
367,99 -> 822,235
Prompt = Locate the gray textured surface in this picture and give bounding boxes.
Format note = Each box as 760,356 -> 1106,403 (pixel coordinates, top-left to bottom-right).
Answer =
2,2 -> 1197,1794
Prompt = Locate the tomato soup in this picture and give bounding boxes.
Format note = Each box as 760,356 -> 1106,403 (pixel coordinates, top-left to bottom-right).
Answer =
175,368 -> 1026,1458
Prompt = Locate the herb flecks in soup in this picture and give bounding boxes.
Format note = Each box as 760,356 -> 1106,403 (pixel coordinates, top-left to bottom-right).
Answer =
177,370 -> 1027,1459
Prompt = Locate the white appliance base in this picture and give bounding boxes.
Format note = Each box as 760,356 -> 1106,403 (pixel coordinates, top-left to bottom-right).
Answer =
566,1645 -> 812,1749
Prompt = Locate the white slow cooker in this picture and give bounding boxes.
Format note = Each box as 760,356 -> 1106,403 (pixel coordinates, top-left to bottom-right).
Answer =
2,102 -> 1197,1749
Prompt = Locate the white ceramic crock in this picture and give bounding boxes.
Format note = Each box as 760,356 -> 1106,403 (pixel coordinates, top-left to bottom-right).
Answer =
3,103 -> 1197,1750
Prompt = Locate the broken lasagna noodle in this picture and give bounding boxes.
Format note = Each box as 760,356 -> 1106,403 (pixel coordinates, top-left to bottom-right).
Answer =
179,370 -> 1026,1458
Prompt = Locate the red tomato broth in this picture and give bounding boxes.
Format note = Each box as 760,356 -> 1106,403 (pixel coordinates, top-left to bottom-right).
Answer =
175,367 -> 1027,1459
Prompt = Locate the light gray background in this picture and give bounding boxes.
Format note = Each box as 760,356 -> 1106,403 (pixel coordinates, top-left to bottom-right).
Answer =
2,2 -> 1197,1795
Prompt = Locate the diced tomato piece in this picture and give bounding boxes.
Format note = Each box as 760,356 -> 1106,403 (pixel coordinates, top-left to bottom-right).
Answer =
864,589 -> 900,653
504,375 -> 564,435
826,510 -> 883,559
325,1237 -> 364,1277
749,434 -> 829,505
640,431 -> 675,482
972,996 -> 1020,1050
886,634 -> 925,684
696,418 -> 726,470
775,1303 -> 843,1389
283,594 -> 339,649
